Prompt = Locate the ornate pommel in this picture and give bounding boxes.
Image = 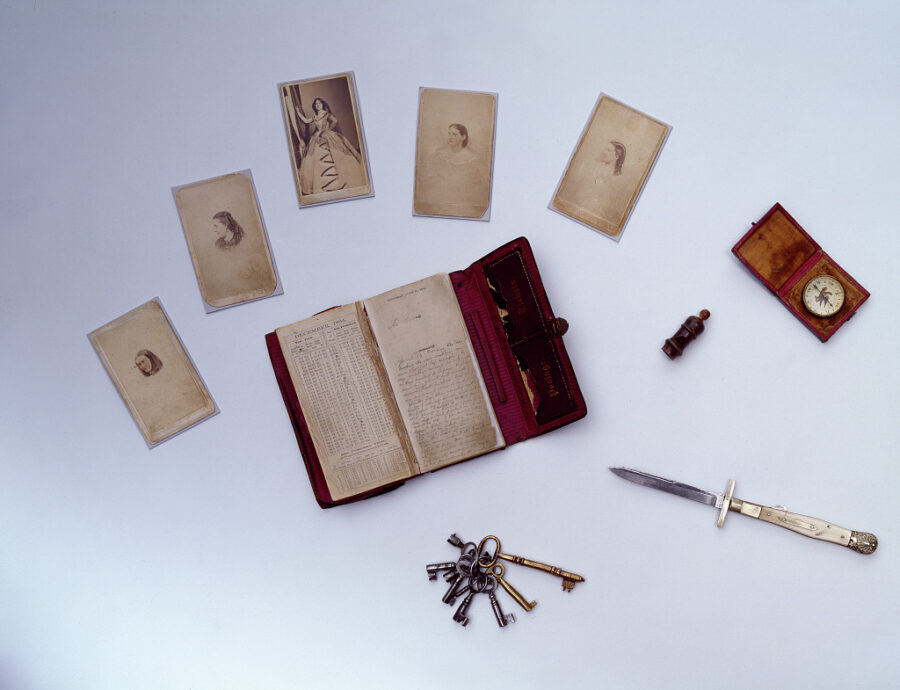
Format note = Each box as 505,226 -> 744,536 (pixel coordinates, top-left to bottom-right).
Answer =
662,309 -> 710,360
849,531 -> 878,554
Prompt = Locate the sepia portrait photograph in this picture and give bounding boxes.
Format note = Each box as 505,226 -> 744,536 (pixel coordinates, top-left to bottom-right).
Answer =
413,87 -> 496,220
88,299 -> 217,446
279,72 -> 372,207
551,95 -> 670,240
174,170 -> 281,311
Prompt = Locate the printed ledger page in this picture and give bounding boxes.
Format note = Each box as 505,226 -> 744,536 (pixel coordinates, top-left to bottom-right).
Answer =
365,273 -> 504,472
275,304 -> 413,500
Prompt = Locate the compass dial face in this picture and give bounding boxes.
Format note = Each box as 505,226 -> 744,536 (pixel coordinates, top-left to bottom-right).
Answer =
802,274 -> 845,317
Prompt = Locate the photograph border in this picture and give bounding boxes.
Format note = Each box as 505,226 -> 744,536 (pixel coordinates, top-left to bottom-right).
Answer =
548,93 -> 671,242
88,298 -> 218,448
172,169 -> 283,313
411,86 -> 498,222
277,71 -> 374,208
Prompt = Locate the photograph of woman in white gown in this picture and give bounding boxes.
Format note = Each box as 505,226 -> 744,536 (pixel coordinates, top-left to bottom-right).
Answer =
433,123 -> 477,167
413,88 -> 497,220
280,73 -> 372,206
423,123 -> 488,209
294,98 -> 366,195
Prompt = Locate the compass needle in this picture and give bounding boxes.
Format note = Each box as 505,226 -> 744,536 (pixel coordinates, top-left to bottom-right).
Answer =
802,274 -> 845,317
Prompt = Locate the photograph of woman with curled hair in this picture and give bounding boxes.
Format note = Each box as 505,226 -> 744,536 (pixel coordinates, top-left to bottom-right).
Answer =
551,95 -> 670,241
280,72 -> 372,206
174,171 -> 280,310
211,211 -> 244,249
414,88 -> 496,220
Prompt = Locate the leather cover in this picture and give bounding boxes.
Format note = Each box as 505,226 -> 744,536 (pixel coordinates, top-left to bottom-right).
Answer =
732,203 -> 869,342
266,237 -> 586,507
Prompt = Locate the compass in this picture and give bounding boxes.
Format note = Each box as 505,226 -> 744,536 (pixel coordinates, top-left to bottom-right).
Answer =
802,274 -> 845,317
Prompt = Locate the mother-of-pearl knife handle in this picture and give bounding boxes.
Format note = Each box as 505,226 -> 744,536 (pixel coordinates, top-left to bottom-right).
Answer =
729,497 -> 878,554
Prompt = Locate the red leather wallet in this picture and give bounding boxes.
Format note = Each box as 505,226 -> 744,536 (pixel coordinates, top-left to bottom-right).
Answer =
266,237 -> 586,507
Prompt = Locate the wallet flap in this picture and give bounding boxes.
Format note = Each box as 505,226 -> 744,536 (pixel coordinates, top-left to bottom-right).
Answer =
450,237 -> 586,444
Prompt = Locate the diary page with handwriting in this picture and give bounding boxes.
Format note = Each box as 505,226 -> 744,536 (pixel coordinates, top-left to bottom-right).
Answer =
365,273 -> 504,472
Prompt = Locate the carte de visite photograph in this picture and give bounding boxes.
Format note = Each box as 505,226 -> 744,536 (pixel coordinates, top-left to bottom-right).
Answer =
413,87 -> 497,220
550,95 -> 670,240
173,170 -> 281,312
279,72 -> 372,207
88,299 -> 217,447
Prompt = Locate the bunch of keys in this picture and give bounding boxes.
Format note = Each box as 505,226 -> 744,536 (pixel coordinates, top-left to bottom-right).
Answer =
425,533 -> 585,628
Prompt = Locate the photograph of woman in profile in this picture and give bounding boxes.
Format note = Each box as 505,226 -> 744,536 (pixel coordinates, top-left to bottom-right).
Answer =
134,349 -> 163,377
590,140 -> 627,194
559,137 -> 631,228
597,140 -> 626,176
294,97 -> 365,195
211,211 -> 244,249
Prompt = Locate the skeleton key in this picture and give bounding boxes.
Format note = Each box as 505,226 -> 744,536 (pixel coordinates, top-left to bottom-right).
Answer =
442,552 -> 477,605
441,573 -> 468,605
489,563 -> 536,612
484,574 -> 515,627
478,535 -> 585,592
447,533 -> 467,549
453,572 -> 488,627
448,534 -> 479,563
426,561 -> 459,581
427,543 -> 474,585
438,556 -> 465,599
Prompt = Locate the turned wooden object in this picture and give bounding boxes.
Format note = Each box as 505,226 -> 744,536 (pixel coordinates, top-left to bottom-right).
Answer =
662,310 -> 710,360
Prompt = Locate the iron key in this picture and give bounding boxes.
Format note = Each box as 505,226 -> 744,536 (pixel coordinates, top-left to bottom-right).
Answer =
484,574 -> 516,627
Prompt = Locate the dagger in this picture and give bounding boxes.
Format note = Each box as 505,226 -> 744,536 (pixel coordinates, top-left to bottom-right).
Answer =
609,467 -> 878,555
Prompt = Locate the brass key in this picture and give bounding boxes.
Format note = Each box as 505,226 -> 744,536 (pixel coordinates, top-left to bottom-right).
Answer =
478,535 -> 585,592
489,563 -> 536,612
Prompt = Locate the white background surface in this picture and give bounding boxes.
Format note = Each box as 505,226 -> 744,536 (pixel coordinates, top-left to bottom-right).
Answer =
2,2 -> 898,688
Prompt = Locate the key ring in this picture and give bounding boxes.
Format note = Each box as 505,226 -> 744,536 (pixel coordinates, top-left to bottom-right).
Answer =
477,535 -> 501,568
482,572 -> 498,594
456,552 -> 478,578
460,541 -> 478,560
469,570 -> 489,593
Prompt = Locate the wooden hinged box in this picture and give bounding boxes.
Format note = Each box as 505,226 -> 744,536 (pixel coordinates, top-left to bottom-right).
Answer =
732,203 -> 869,342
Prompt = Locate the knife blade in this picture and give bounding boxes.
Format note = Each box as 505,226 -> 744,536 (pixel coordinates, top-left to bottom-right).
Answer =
609,467 -> 878,555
